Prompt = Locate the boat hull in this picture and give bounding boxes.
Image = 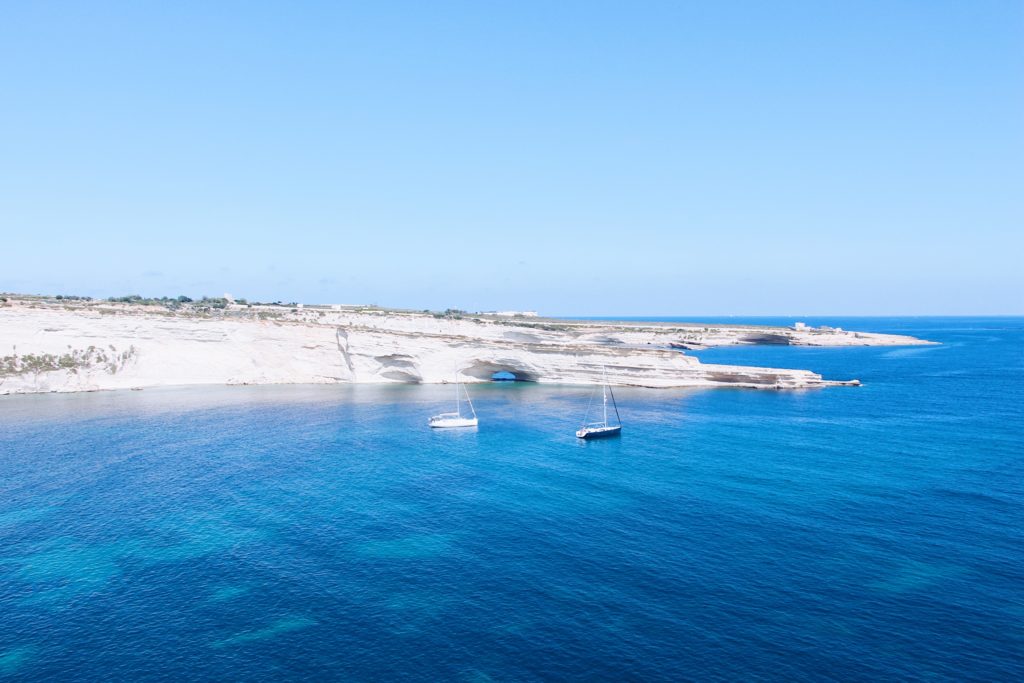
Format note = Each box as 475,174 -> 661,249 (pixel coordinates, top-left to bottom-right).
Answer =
429,417 -> 479,429
576,425 -> 622,439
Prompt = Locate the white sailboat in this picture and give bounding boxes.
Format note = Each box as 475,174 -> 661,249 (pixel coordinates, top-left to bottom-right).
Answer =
429,373 -> 478,428
576,368 -> 622,439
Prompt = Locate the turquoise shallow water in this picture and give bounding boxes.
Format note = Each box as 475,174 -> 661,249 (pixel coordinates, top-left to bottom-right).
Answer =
1,317 -> 1022,681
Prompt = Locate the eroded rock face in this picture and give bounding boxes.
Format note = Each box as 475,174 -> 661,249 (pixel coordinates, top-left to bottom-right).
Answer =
0,300 -> 929,394
738,333 -> 792,345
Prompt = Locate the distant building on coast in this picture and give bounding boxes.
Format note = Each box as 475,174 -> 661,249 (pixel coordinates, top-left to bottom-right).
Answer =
793,321 -> 844,333
487,310 -> 539,317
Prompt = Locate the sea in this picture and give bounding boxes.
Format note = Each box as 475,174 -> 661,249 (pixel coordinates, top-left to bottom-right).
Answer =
1,317 -> 1021,681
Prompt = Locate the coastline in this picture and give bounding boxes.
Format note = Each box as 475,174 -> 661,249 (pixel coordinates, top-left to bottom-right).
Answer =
0,296 -> 934,396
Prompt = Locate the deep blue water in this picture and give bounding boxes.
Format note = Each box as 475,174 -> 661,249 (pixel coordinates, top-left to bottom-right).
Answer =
1,317 -> 1022,681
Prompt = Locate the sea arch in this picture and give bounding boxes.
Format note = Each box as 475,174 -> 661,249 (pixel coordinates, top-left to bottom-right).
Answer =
461,360 -> 540,383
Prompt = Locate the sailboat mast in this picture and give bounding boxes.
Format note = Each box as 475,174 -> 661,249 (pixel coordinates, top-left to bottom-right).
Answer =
603,383 -> 608,425
602,366 -> 609,426
456,372 -> 461,415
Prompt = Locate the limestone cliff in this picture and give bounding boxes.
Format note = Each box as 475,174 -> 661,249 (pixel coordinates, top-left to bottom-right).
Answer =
0,298 -> 933,395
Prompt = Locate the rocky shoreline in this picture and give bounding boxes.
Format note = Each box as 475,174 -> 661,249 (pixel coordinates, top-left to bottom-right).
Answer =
0,296 -> 934,395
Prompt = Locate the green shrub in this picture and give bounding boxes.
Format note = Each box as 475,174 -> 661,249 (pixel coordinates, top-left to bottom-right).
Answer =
0,345 -> 137,378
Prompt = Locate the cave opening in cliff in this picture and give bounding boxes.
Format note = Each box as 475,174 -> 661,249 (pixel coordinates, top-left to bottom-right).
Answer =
462,361 -> 539,382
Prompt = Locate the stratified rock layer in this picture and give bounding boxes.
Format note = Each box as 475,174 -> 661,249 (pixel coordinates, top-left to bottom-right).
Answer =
0,299 -> 932,394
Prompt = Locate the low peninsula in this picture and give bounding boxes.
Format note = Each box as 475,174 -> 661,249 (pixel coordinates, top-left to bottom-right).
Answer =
0,294 -> 934,395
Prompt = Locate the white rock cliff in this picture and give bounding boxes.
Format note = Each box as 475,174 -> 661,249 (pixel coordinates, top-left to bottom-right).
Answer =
0,299 -> 933,395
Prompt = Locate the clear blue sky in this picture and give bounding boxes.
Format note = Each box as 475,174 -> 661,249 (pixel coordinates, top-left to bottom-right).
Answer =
1,1 -> 1021,315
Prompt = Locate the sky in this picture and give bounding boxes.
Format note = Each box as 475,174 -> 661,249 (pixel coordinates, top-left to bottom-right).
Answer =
1,1 -> 1021,315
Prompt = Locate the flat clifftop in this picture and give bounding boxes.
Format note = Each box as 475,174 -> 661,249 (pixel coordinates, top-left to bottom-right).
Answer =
0,296 -> 933,395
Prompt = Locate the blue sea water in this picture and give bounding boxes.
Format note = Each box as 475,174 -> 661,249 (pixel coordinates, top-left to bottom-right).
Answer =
1,317 -> 1022,681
